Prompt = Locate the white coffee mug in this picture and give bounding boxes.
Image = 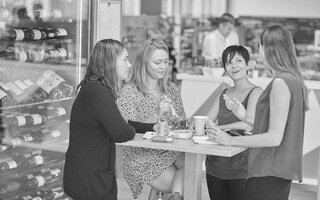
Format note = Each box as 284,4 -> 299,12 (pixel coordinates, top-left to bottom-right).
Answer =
193,116 -> 208,135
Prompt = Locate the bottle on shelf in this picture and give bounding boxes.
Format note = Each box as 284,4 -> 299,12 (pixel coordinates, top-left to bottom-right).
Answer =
0,181 -> 21,195
30,128 -> 61,142
34,9 -> 62,20
23,79 -> 48,102
36,105 -> 67,121
44,186 -> 64,199
38,28 -> 48,40
0,149 -> 42,172
1,29 -> 25,41
21,186 -> 64,200
0,83 -> 18,106
0,144 -> 9,152
45,28 -> 68,39
18,189 -> 50,200
25,113 -> 47,126
14,79 -> 41,103
42,129 -> 61,142
54,28 -> 68,38
0,71 -> 30,104
0,133 -> 35,151
0,49 -> 7,58
22,28 -> 42,41
38,187 -> 64,200
2,48 -> 28,62
16,6 -> 30,20
0,49 -> 12,59
44,47 -> 68,63
4,114 -> 27,128
27,48 -> 45,63
38,28 -> 55,39
42,70 -> 74,98
15,49 -> 28,63
19,167 -> 53,184
23,167 -> 62,189
0,86 -> 14,107
36,76 -> 63,100
22,154 -> 51,168
39,27 -> 67,40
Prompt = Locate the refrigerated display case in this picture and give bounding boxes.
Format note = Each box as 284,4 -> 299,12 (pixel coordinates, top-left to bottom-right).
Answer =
0,0 -> 91,199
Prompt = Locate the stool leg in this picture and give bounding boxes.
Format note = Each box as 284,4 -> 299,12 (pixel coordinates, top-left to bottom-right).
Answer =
148,187 -> 159,200
158,191 -> 162,200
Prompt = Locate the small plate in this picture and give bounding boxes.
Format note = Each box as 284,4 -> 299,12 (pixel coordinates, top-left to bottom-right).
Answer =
192,135 -> 218,144
172,129 -> 193,139
143,131 -> 158,139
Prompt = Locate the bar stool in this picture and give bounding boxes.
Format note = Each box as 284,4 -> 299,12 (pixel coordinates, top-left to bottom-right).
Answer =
148,187 -> 170,200
158,191 -> 163,200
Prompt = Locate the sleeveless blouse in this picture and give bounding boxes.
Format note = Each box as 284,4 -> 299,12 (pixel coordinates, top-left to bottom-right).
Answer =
206,87 -> 257,179
248,72 -> 306,181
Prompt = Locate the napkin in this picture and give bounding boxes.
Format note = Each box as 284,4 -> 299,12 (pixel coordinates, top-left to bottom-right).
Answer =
192,136 -> 218,144
143,131 -> 158,139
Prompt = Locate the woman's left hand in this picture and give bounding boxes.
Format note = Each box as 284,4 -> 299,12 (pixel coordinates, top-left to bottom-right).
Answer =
231,99 -> 247,122
206,127 -> 233,146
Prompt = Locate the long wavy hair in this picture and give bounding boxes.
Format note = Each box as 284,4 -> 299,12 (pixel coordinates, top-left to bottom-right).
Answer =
130,38 -> 170,95
78,39 -> 125,98
260,24 -> 308,109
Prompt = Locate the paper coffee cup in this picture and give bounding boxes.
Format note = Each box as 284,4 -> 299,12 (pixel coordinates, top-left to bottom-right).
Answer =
193,116 -> 208,135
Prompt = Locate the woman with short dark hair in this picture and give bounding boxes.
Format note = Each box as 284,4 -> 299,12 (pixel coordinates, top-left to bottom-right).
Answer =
208,24 -> 308,200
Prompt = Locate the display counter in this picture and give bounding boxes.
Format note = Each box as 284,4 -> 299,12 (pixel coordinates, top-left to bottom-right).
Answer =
177,73 -> 320,197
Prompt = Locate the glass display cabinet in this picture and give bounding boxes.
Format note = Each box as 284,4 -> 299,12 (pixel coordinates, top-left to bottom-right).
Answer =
0,0 -> 89,199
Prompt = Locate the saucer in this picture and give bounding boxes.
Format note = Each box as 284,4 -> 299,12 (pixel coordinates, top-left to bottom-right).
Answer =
192,135 -> 218,144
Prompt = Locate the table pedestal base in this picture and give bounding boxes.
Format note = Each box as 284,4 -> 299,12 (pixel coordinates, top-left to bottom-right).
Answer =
184,153 -> 205,200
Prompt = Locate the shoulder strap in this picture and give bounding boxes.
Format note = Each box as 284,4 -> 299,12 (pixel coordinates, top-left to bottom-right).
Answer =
247,86 -> 259,97
222,88 -> 228,94
242,86 -> 259,108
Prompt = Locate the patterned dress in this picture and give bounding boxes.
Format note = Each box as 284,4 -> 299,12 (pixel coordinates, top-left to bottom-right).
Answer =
118,82 -> 186,199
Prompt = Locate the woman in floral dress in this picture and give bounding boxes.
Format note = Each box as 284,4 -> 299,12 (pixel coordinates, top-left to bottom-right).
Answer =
118,38 -> 186,200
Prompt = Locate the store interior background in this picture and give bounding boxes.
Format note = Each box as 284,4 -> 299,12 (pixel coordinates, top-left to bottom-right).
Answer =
120,0 -> 320,192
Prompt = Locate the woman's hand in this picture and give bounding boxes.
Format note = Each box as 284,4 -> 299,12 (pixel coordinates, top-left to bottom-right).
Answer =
223,94 -> 234,110
223,94 -> 247,121
231,99 -> 247,121
206,127 -> 233,146
206,118 -> 216,129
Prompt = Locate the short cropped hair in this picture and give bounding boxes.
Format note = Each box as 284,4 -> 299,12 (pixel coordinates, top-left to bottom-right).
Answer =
221,45 -> 250,70
219,13 -> 236,25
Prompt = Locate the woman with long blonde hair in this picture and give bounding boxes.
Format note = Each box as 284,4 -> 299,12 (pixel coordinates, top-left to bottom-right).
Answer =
118,38 -> 186,200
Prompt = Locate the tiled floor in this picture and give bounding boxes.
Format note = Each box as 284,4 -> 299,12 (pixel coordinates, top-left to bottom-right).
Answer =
117,177 -> 317,200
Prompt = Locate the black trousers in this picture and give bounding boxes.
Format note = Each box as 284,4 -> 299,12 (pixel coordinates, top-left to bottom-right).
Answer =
206,173 -> 247,200
242,176 -> 292,200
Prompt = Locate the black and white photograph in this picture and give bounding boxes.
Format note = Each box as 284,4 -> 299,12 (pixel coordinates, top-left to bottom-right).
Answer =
0,0 -> 319,200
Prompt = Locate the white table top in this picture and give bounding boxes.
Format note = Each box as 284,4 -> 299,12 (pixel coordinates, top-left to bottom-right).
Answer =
117,134 -> 247,157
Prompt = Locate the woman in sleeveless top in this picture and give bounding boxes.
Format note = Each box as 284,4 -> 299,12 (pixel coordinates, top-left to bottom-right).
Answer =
205,45 -> 263,200
208,25 -> 309,200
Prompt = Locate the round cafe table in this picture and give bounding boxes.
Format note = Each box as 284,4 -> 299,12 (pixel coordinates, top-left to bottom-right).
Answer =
116,134 -> 246,200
